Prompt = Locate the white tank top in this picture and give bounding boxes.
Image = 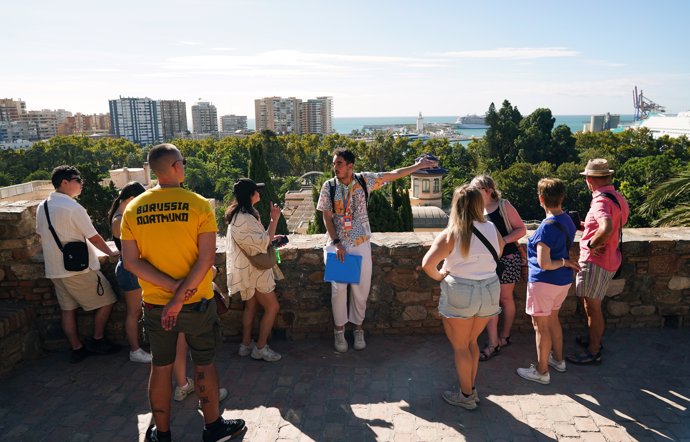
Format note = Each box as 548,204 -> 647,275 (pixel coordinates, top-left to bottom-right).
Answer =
442,220 -> 499,280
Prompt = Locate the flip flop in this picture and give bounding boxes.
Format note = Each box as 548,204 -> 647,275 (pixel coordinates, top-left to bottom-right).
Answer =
479,344 -> 500,361
499,336 -> 512,348
575,335 -> 604,352
566,349 -> 602,365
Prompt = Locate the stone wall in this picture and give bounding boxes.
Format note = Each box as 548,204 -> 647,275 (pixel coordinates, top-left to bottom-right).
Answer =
1,200 -> 689,358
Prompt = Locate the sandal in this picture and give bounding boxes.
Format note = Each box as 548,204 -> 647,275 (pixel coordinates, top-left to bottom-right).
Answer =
479,344 -> 500,361
566,349 -> 602,365
575,335 -> 604,352
499,336 -> 512,348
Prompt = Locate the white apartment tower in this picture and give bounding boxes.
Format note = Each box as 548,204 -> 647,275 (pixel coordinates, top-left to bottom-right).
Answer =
301,96 -> 333,135
109,97 -> 163,146
191,101 -> 218,134
254,97 -> 302,134
159,100 -> 188,140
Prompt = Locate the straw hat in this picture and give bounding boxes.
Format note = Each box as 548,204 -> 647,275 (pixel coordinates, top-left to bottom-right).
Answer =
580,159 -> 614,176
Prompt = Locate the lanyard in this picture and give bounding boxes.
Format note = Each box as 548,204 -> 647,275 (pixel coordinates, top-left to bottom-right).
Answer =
340,180 -> 354,215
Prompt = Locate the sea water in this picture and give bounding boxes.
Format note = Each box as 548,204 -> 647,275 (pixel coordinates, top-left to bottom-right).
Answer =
248,115 -> 635,136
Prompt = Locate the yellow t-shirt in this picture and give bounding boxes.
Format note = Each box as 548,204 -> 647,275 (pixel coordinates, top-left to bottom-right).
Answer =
120,187 -> 217,305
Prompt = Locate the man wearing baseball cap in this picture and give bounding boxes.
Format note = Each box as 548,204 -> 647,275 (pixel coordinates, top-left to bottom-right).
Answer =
567,159 -> 629,365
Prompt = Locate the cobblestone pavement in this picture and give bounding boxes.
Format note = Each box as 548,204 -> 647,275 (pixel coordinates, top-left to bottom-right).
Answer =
1,327 -> 689,441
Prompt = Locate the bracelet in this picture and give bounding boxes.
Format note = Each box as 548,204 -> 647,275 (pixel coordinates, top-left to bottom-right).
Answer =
561,258 -> 565,267
332,238 -> 340,245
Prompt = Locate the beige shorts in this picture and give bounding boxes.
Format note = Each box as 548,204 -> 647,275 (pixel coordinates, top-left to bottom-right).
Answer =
52,270 -> 117,311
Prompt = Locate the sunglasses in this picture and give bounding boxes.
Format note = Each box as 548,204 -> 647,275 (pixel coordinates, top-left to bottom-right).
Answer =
172,158 -> 187,167
68,176 -> 83,183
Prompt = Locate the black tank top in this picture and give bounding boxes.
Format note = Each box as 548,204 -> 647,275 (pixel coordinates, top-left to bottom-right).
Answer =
487,207 -> 518,255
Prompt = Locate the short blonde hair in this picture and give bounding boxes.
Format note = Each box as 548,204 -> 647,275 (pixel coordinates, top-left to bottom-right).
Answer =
537,178 -> 565,208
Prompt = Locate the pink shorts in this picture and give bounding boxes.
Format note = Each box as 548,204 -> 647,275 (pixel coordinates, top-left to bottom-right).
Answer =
525,282 -> 571,317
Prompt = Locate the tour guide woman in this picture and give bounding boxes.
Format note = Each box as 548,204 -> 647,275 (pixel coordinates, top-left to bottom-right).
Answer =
422,185 -> 503,410
225,178 -> 286,362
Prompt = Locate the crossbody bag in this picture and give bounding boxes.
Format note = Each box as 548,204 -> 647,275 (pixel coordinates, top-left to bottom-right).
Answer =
42,201 -> 90,272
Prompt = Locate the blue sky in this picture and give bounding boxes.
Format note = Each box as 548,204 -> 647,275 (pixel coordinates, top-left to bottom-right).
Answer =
3,0 -> 689,118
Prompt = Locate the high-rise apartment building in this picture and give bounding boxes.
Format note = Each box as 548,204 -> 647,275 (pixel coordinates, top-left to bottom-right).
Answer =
301,96 -> 333,135
220,114 -> 248,133
20,111 -> 59,140
159,100 -> 188,140
109,97 -> 163,146
0,98 -> 27,122
191,101 -> 218,134
255,97 -> 302,134
59,113 -> 111,135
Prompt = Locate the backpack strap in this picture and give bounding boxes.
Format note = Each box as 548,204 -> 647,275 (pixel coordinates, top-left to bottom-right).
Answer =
544,219 -> 572,249
354,173 -> 369,208
600,192 -> 623,248
328,177 -> 337,212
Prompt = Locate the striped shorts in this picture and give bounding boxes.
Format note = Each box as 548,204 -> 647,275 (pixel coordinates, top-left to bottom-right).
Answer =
575,261 -> 615,301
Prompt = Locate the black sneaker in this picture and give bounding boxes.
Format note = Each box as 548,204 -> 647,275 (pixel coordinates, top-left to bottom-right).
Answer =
86,337 -> 120,355
70,346 -> 91,364
202,418 -> 246,442
145,425 -> 172,442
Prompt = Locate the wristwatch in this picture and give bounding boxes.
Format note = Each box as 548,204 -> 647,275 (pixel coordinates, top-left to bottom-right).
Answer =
332,238 -> 341,245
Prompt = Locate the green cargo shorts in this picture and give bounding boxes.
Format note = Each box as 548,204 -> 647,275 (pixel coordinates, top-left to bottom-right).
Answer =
143,299 -> 222,366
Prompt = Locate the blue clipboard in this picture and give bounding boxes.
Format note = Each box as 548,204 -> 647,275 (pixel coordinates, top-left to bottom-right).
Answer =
324,252 -> 362,284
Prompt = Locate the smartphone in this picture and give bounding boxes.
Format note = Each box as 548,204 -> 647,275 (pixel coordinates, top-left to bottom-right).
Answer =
271,236 -> 289,247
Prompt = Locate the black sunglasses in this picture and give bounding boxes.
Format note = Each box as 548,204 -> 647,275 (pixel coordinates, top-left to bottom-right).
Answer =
172,158 -> 187,167
69,176 -> 83,183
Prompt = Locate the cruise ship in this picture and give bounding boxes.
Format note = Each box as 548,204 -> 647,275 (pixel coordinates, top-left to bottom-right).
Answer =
454,114 -> 489,129
636,112 -> 690,139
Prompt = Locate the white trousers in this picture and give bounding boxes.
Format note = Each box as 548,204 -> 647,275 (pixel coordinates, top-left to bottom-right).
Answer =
325,240 -> 372,327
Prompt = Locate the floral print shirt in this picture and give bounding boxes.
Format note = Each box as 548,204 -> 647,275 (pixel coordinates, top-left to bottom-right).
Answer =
316,172 -> 385,248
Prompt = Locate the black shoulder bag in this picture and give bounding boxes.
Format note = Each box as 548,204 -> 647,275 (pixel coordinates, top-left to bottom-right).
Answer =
42,201 -> 90,272
471,225 -> 504,278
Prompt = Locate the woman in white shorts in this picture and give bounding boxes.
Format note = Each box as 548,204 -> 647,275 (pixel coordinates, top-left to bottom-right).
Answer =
422,185 -> 503,410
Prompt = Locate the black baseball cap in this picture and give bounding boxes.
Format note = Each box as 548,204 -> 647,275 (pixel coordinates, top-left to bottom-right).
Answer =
233,178 -> 265,200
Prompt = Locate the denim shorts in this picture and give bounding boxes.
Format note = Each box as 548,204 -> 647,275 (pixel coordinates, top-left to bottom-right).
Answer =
115,258 -> 140,293
439,274 -> 501,319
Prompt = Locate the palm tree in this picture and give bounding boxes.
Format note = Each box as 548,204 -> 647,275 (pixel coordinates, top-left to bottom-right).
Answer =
639,169 -> 690,226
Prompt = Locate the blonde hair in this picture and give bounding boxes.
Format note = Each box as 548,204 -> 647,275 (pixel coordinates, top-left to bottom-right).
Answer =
470,174 -> 500,201
537,178 -> 566,208
447,185 -> 485,257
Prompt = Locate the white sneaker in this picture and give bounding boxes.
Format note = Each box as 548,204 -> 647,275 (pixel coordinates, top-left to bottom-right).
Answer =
334,329 -> 348,353
174,377 -> 194,401
251,345 -> 282,362
353,329 -> 366,350
129,348 -> 152,363
441,390 -> 477,410
516,364 -> 551,385
548,352 -> 567,373
238,340 -> 255,357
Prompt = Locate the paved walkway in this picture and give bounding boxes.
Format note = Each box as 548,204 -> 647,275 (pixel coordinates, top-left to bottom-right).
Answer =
1,327 -> 689,441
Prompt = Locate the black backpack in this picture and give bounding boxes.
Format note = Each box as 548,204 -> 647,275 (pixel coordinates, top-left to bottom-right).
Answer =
328,173 -> 369,212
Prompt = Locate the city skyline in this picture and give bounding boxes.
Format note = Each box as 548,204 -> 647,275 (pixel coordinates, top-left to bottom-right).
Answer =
3,1 -> 690,118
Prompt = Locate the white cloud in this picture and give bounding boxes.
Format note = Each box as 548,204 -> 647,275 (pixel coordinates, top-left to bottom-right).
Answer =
437,47 -> 580,59
210,47 -> 236,51
176,41 -> 201,46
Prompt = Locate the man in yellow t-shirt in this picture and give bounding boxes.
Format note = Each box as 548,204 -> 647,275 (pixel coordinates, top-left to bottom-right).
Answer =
121,143 -> 246,442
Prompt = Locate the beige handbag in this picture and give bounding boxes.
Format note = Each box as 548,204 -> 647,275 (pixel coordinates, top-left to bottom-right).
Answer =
233,237 -> 276,270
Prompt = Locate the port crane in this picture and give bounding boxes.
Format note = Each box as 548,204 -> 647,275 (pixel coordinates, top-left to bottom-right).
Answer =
633,86 -> 665,121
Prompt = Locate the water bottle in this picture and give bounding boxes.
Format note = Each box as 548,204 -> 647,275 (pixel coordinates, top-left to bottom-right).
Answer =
275,248 -> 281,264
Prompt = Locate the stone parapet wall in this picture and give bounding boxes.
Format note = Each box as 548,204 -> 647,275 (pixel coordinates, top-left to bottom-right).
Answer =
1,200 -> 689,354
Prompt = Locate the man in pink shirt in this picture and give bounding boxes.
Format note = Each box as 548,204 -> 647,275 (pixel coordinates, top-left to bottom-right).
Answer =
568,159 -> 629,365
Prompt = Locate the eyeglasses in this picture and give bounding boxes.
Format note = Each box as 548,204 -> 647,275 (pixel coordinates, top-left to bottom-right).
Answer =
172,158 -> 186,167
69,176 -> 83,183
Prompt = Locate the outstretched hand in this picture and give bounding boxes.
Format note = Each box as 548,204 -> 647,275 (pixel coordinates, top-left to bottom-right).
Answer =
416,156 -> 438,170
